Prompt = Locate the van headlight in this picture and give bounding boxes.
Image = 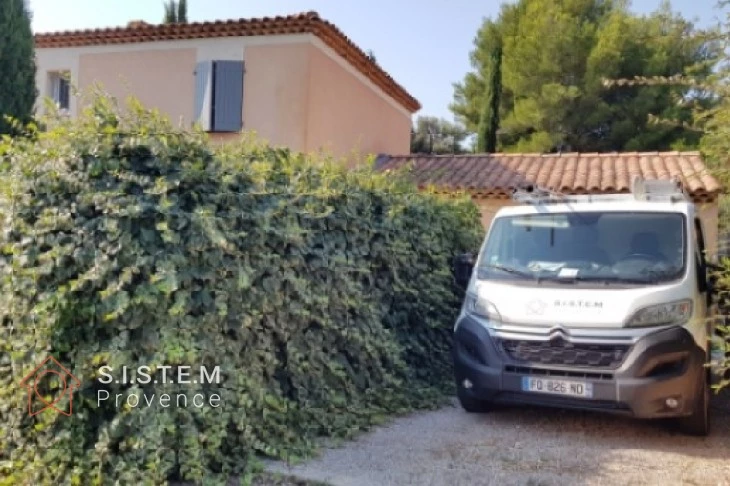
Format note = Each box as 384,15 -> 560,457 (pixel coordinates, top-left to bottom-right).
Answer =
625,300 -> 692,328
464,293 -> 501,321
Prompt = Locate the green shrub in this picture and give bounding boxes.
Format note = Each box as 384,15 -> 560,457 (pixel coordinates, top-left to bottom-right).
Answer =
0,97 -> 483,485
710,259 -> 730,391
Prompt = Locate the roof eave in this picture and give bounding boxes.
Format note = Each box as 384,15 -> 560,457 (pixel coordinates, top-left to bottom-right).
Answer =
33,12 -> 421,113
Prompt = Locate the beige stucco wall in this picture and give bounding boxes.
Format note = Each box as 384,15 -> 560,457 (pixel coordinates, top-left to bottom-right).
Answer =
475,198 -> 515,230
34,35 -> 278,119
77,48 -> 197,126
241,43 -> 311,151
305,41 -> 412,162
34,34 -> 413,159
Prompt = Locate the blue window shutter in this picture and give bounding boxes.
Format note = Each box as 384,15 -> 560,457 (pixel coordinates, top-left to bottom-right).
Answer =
194,61 -> 213,130
212,61 -> 244,132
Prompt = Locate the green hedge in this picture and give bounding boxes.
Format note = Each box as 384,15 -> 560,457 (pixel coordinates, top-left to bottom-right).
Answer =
0,98 -> 483,484
709,260 -> 730,391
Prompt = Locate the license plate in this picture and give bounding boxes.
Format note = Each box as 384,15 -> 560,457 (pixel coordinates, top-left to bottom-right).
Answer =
521,376 -> 593,398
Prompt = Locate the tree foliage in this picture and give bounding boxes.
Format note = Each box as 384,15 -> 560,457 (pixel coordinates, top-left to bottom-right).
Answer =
708,261 -> 730,392
410,116 -> 469,154
693,3 -> 730,389
452,0 -> 718,153
0,96 -> 483,484
0,0 -> 37,135
605,2 -> 730,391
477,44 -> 502,153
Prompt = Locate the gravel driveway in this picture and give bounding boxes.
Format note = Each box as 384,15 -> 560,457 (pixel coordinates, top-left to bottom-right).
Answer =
266,391 -> 730,486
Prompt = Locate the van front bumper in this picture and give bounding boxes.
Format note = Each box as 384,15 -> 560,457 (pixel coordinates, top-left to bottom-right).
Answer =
453,315 -> 706,418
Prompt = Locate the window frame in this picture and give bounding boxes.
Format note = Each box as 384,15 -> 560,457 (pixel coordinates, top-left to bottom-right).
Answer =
48,71 -> 71,111
194,60 -> 244,133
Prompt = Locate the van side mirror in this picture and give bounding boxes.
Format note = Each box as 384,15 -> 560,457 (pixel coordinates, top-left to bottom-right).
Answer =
453,253 -> 476,289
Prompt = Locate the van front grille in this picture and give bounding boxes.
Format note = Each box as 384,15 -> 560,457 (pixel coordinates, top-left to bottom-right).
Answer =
499,339 -> 630,369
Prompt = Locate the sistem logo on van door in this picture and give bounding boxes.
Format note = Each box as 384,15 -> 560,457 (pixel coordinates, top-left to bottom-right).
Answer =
553,300 -> 604,309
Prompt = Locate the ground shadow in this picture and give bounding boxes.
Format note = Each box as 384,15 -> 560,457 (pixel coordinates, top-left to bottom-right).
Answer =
470,387 -> 730,460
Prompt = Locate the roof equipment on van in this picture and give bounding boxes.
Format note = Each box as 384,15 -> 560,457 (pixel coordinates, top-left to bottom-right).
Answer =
511,184 -> 567,204
631,176 -> 690,203
511,177 -> 690,205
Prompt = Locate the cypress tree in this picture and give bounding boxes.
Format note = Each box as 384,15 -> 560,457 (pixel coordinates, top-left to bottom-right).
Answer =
177,0 -> 188,23
0,0 -> 37,135
162,0 -> 188,24
477,44 -> 502,153
163,1 -> 177,24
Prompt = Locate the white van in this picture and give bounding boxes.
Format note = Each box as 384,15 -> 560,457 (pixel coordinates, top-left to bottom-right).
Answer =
452,178 -> 716,435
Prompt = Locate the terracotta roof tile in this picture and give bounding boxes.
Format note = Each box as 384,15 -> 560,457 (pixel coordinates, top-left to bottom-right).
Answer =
34,11 -> 420,113
376,152 -> 722,203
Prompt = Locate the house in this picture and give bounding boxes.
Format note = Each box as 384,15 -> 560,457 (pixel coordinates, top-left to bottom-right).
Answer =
376,151 -> 722,256
33,11 -> 420,158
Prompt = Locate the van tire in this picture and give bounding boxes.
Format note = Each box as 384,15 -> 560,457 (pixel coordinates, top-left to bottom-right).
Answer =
677,366 -> 710,437
457,389 -> 492,413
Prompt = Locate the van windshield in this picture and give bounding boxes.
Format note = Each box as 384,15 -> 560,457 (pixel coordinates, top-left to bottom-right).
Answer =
477,212 -> 686,285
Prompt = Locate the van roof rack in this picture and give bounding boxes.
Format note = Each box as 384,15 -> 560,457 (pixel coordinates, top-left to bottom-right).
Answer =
511,177 -> 690,205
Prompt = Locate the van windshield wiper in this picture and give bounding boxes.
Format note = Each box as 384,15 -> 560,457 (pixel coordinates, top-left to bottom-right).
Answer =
540,275 -> 662,285
604,276 -> 665,284
479,264 -> 534,279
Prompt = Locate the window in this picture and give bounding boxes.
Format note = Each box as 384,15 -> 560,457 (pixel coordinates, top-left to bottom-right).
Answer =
49,71 -> 71,110
194,60 -> 244,132
478,211 -> 687,285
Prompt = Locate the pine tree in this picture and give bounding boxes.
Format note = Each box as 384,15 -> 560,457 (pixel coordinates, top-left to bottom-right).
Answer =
477,44 -> 502,153
0,0 -> 37,135
453,0 -> 715,152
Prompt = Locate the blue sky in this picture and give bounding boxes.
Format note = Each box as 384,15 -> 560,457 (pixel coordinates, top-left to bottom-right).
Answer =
29,0 -> 722,122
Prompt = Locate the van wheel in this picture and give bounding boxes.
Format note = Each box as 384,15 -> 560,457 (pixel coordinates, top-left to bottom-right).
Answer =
678,367 -> 710,436
457,388 -> 492,413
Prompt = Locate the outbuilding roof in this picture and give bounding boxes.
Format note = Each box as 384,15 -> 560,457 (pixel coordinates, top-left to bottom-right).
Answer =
375,152 -> 721,203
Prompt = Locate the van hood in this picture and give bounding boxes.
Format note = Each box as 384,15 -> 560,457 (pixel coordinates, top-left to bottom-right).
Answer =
472,279 -> 690,328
